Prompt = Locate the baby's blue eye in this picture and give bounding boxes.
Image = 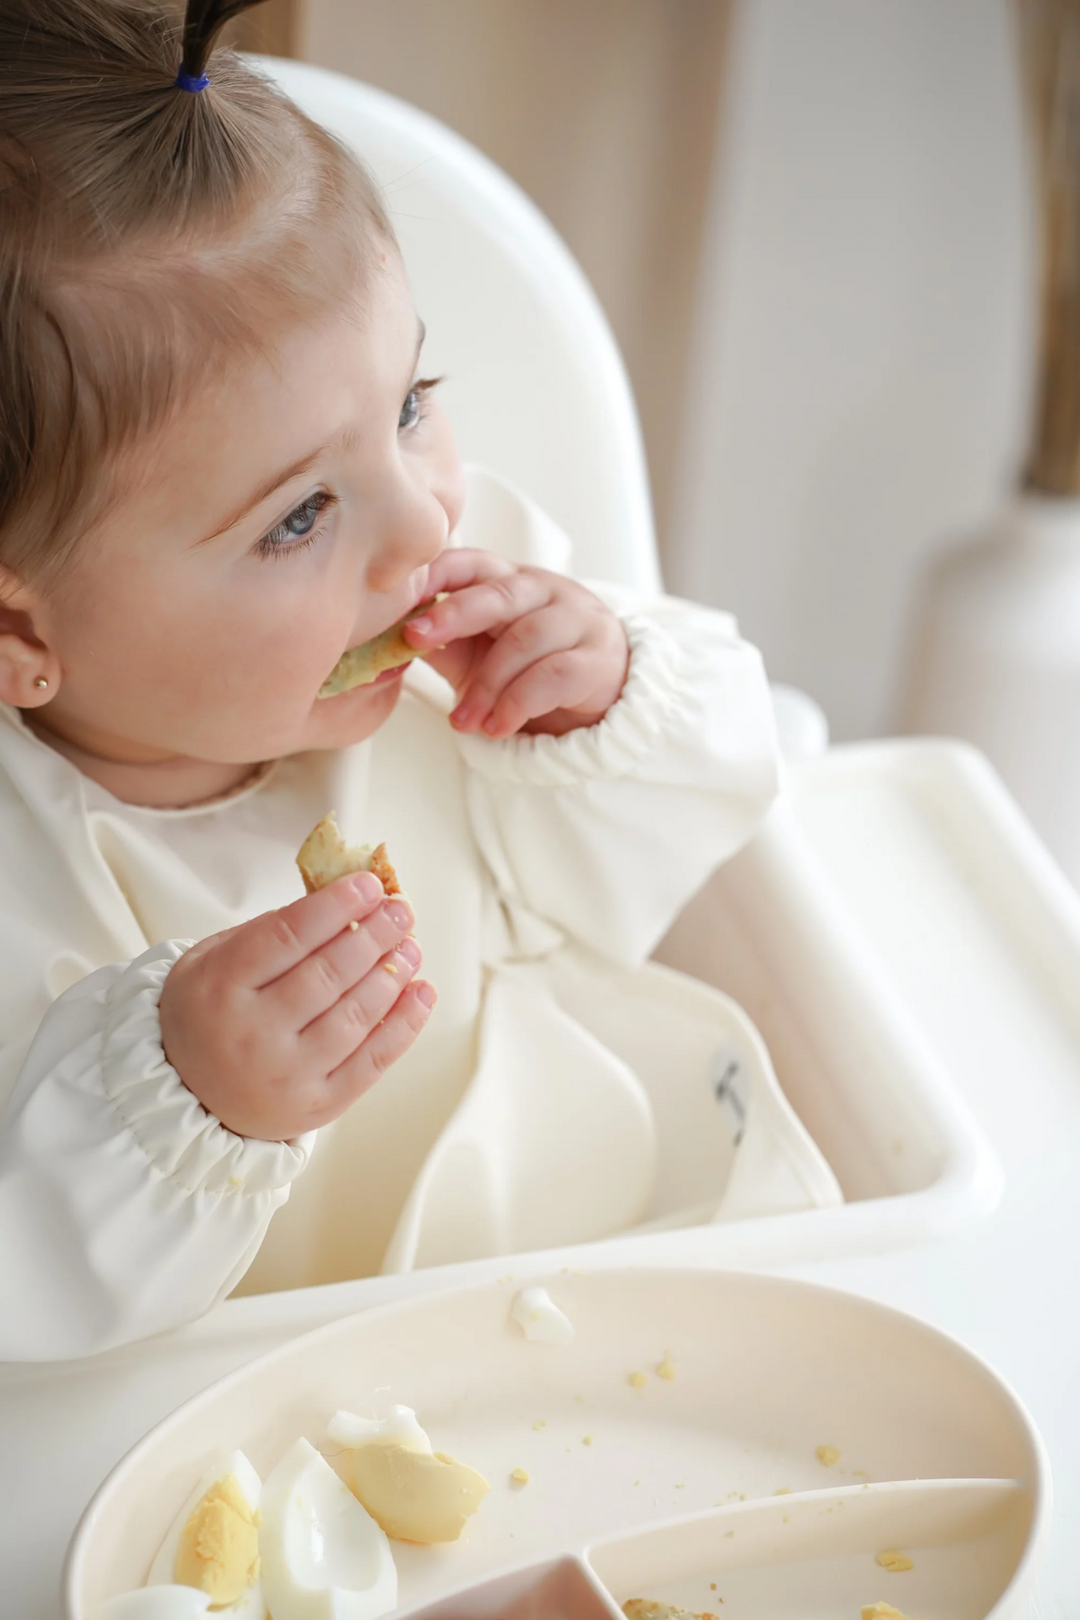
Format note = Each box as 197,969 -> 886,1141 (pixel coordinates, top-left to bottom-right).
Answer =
399,376 -> 442,433
255,491 -> 337,559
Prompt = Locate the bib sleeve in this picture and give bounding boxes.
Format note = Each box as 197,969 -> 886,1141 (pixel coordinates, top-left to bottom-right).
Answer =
456,580 -> 782,965
0,941 -> 314,1360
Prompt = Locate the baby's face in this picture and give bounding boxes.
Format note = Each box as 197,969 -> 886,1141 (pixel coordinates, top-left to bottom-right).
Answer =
32,249 -> 465,766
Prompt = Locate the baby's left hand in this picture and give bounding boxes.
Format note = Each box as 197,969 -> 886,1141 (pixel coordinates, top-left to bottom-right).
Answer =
403,550 -> 630,739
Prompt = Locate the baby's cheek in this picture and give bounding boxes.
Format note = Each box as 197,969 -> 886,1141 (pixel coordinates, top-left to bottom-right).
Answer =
432,432 -> 468,538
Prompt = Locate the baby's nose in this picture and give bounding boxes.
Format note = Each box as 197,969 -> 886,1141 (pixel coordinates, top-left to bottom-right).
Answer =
366,488 -> 447,592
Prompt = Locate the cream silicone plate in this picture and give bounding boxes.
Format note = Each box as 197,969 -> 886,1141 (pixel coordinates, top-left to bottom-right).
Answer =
65,1270 -> 1049,1620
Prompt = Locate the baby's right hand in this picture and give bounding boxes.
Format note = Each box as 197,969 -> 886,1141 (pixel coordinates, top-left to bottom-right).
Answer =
158,874 -> 434,1140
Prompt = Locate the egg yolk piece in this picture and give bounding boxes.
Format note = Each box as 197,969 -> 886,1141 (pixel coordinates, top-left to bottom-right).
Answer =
346,1444 -> 490,1543
173,1472 -> 259,1606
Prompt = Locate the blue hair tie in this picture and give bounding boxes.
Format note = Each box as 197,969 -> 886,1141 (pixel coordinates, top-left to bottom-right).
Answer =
175,66 -> 210,93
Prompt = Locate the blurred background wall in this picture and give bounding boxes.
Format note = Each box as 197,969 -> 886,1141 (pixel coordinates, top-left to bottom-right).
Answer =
235,0 -> 1037,743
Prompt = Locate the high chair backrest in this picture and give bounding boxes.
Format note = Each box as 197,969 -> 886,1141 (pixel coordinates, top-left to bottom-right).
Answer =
250,56 -> 661,594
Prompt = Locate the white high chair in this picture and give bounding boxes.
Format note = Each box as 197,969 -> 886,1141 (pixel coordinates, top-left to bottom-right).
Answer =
3,57 -> 1078,1620
251,54 -> 1080,1275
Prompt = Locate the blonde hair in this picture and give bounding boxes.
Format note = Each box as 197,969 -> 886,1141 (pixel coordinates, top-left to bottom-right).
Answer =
0,0 -> 391,587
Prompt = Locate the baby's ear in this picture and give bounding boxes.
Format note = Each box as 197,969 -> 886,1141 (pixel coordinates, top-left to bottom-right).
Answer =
0,567 -> 60,708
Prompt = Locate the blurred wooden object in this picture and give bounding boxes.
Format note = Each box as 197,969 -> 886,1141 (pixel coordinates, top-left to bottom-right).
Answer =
227,0 -> 302,58
900,0 -> 1080,888
1019,0 -> 1080,493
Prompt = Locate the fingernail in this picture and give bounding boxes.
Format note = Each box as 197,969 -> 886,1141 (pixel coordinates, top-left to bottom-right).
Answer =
351,872 -> 383,904
483,715 -> 501,735
398,937 -> 422,968
407,615 -> 433,638
450,704 -> 474,727
384,899 -> 414,930
415,981 -> 437,1008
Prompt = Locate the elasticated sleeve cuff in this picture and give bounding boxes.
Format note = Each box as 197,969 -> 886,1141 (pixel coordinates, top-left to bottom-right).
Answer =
100,940 -> 316,1197
452,610 -> 685,788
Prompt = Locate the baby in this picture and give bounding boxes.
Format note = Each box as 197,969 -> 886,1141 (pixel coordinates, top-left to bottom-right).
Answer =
0,0 -> 780,1359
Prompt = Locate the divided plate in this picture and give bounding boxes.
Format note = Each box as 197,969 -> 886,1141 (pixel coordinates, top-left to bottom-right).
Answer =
65,1270 -> 1050,1620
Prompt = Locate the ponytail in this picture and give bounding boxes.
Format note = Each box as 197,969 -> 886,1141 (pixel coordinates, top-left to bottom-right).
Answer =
178,3 -> 267,90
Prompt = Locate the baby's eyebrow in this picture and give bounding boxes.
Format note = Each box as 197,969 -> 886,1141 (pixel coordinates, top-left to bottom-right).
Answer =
193,318 -> 428,548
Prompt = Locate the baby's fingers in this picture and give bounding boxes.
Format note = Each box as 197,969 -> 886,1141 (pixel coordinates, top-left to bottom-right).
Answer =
404,568 -> 551,651
318,980 -> 436,1122
298,938 -> 423,1079
448,602 -> 577,731
481,649 -> 602,738
269,896 -> 415,1029
219,871 -> 387,989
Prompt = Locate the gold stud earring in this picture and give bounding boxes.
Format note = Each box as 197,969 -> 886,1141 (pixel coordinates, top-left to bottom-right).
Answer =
33,677 -> 48,690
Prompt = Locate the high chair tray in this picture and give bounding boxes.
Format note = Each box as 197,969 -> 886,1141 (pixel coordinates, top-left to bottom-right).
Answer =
65,1269 -> 1049,1620
6,739 -> 1079,1618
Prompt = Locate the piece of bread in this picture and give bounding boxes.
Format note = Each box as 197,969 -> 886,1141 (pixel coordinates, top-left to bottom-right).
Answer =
296,812 -> 400,897
318,598 -> 444,698
623,1604 -> 719,1620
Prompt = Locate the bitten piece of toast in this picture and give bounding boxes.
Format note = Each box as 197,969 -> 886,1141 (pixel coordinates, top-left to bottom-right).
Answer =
296,812 -> 400,897
317,596 -> 446,698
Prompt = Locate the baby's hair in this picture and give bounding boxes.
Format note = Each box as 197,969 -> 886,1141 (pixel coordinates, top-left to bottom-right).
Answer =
0,0 -> 391,589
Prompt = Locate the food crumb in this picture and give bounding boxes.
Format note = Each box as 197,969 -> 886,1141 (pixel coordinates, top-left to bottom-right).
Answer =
510,1468 -> 530,1486
533,1420 -> 547,1431
876,1549 -> 915,1573
622,1604 -> 720,1620
710,1584 -> 717,1592
382,962 -> 398,974
861,1605 -> 918,1620
815,1445 -> 841,1467
629,1371 -> 648,1389
675,1481 -> 686,1489
774,1487 -> 791,1495
348,920 -> 359,932
657,1354 -> 677,1381
583,1435 -> 594,1446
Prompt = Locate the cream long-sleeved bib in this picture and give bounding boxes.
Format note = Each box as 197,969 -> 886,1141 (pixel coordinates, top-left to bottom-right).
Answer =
0,468 -> 781,1360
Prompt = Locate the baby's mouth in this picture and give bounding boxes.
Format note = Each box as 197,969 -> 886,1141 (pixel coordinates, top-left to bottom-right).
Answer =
317,600 -> 433,700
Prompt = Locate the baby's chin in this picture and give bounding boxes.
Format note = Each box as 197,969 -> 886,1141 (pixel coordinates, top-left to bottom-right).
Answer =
299,668 -> 405,749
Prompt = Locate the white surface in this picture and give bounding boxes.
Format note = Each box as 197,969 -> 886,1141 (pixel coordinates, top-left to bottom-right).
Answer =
588,1480 -> 1033,1620
669,0 -> 1035,740
64,1271 -> 1046,1620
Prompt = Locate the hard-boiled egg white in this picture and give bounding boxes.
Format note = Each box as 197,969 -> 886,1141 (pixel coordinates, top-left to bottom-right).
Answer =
510,1285 -> 575,1344
327,1405 -> 432,1454
259,1437 -> 398,1620
89,1588 -> 213,1620
146,1450 -> 264,1618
